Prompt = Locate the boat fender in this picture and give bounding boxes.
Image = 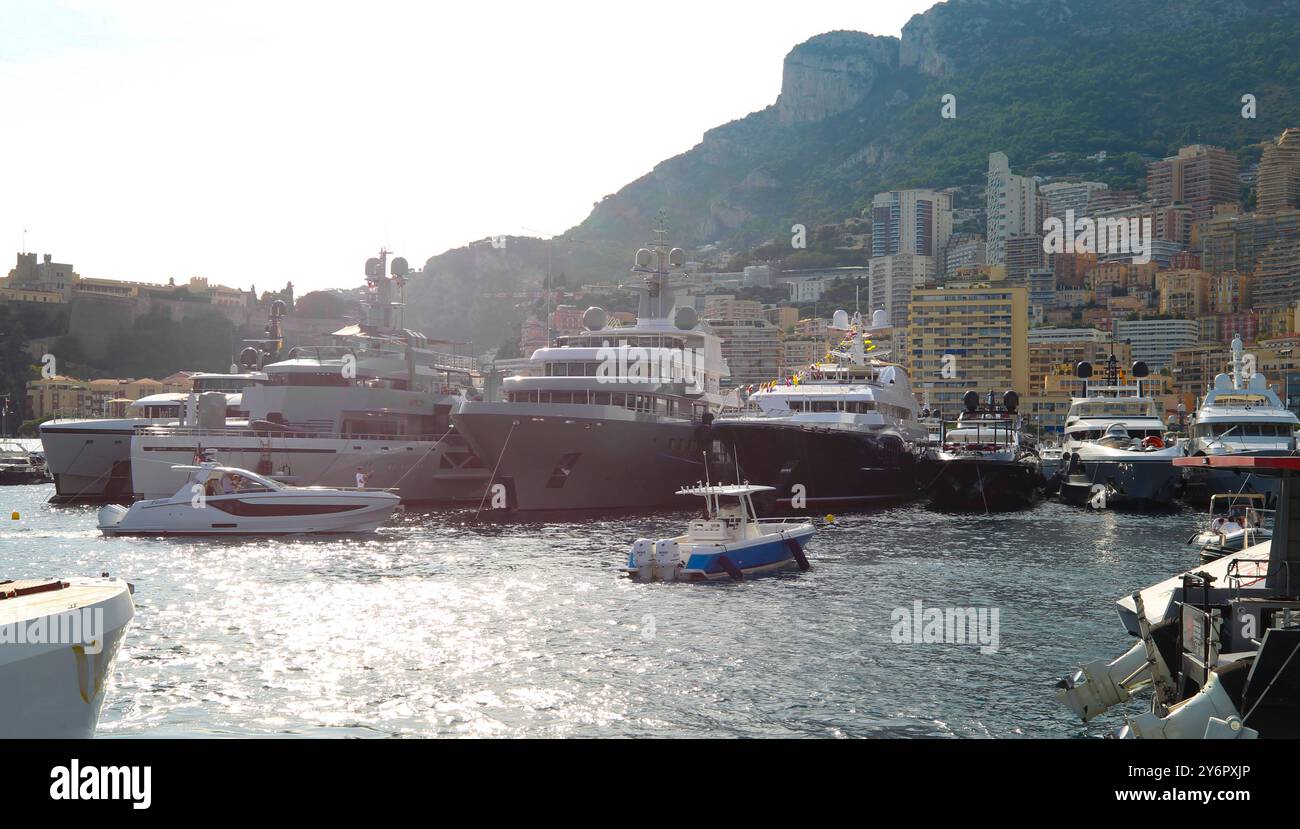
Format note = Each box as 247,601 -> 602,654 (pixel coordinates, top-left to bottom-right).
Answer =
716,554 -> 743,581
786,538 -> 810,571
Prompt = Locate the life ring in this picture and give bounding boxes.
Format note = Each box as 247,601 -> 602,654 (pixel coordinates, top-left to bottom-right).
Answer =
1142,435 -> 1165,450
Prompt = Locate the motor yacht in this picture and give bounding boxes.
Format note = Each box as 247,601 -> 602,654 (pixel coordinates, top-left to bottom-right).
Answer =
711,309 -> 927,512
97,463 -> 399,535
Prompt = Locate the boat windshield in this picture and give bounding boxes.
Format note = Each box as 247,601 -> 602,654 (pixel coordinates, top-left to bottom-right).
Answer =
1070,400 -> 1158,418
194,469 -> 283,495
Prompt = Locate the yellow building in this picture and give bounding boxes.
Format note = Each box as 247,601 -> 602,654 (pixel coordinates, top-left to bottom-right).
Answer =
1157,269 -> 1212,317
906,282 -> 1029,414
24,376 -> 91,420
1027,338 -> 1131,395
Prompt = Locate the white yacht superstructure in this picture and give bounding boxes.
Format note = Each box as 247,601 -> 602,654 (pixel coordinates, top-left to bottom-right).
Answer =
1181,334 -> 1299,504
452,233 -> 739,511
710,309 -> 927,509
129,252 -> 490,503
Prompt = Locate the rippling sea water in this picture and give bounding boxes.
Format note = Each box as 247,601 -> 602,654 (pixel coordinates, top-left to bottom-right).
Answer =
0,483 -> 1200,738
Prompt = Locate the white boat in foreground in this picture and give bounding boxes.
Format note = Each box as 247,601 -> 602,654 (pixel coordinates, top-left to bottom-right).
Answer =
97,463 -> 400,536
624,484 -> 814,581
0,576 -> 134,738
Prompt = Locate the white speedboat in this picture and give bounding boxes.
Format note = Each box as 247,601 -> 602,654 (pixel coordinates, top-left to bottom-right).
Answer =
1188,492 -> 1273,562
624,484 -> 814,581
0,576 -> 134,738
97,463 -> 399,536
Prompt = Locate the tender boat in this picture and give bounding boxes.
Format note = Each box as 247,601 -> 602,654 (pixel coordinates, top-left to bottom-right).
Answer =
97,463 -> 399,536
921,389 -> 1044,512
1180,334 -> 1300,507
624,484 -> 814,581
1187,492 -> 1273,562
1057,355 -> 1183,509
0,447 -> 51,485
0,576 -> 134,738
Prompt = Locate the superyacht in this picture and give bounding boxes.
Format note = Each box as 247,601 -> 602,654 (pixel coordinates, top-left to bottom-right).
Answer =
40,362 -> 269,504
129,252 -> 490,503
452,234 -> 738,512
1057,355 -> 1183,509
710,309 -> 927,511
921,389 -> 1044,512
1180,334 -> 1299,506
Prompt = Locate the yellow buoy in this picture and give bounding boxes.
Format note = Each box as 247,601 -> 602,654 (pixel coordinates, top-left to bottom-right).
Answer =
10,511 -> 18,521
825,514 -> 835,524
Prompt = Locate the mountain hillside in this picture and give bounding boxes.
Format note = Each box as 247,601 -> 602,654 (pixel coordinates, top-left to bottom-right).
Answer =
409,0 -> 1300,350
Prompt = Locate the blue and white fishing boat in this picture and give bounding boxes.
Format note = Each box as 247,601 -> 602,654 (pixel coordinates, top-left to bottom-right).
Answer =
624,484 -> 814,581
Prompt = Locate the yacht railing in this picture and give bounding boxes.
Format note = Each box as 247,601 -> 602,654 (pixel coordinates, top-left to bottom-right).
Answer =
132,425 -> 452,442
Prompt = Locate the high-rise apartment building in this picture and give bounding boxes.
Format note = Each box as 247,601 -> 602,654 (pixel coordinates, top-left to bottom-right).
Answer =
1113,318 -> 1201,371
941,233 -> 986,282
869,253 -> 935,329
1253,238 -> 1300,309
870,189 -> 953,259
1257,128 -> 1300,214
1147,144 -> 1239,222
1200,209 -> 1300,274
906,282 -> 1029,414
1041,181 -> 1109,222
706,318 -> 782,388
986,152 -> 1046,265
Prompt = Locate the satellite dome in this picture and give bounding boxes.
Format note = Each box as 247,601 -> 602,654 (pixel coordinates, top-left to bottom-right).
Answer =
962,390 -> 980,412
270,299 -> 287,316
1002,390 -> 1020,413
635,248 -> 652,268
582,306 -> 608,331
391,256 -> 410,276
870,309 -> 889,329
1076,361 -> 1093,379
1131,360 -> 1150,379
669,247 -> 686,267
674,306 -> 699,330
364,257 -> 382,278
832,309 -> 850,329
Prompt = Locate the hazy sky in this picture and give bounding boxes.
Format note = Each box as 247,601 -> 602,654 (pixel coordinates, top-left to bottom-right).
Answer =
1,1 -> 931,293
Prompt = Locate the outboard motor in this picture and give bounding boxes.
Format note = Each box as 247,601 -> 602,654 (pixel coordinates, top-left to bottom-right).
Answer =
628,538 -> 653,580
1122,668 -> 1256,739
653,539 -> 680,581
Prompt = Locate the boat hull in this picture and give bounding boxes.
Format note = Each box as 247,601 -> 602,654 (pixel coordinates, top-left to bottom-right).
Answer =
1180,453 -> 1286,507
709,420 -> 916,512
0,578 -> 134,738
1059,457 -> 1181,508
39,420 -> 142,503
454,403 -> 734,512
923,458 -> 1043,511
99,491 -> 400,535
680,527 -> 814,580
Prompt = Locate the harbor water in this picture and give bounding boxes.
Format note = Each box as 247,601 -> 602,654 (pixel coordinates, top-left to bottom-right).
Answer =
1,483 -> 1197,738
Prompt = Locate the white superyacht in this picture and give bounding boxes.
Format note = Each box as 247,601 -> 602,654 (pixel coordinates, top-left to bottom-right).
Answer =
1180,334 -> 1299,506
129,253 -> 490,503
